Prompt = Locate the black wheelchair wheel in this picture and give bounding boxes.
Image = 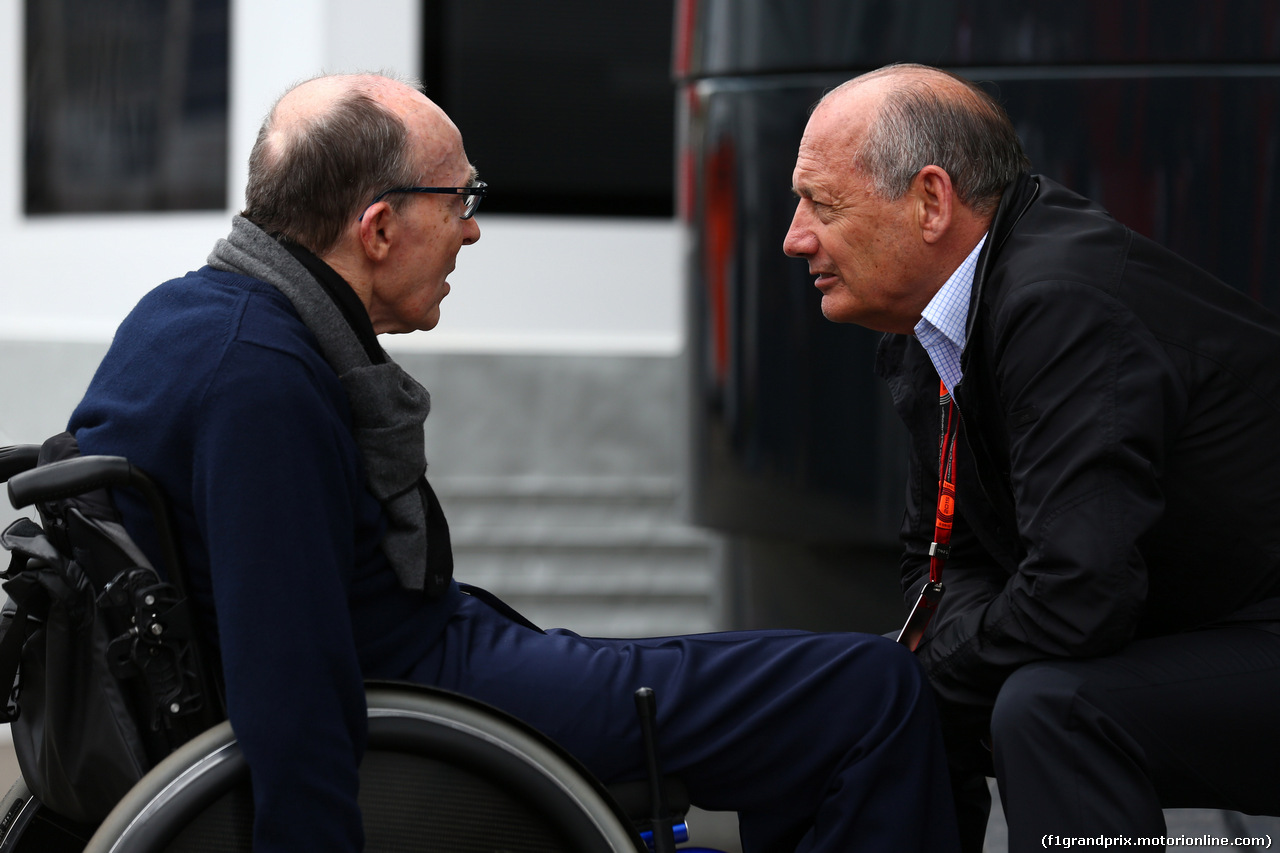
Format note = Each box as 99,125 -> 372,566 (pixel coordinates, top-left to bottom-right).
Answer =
82,683 -> 645,853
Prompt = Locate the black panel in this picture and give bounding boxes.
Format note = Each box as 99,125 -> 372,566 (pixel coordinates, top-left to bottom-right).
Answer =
993,72 -> 1280,307
681,0 -> 1280,79
24,0 -> 230,215
424,1 -> 676,217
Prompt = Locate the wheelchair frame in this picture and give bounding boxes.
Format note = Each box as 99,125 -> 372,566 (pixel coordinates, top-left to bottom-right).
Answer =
92,682 -> 646,852
0,443 -> 722,853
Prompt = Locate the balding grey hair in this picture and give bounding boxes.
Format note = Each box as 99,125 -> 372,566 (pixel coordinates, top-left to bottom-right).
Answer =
241,74 -> 424,255
825,64 -> 1030,215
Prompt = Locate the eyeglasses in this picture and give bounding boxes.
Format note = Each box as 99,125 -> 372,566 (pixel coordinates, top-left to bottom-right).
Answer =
361,181 -> 488,221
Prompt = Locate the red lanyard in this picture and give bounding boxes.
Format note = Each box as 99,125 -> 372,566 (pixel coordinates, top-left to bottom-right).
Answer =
931,379 -> 959,583
897,379 -> 958,651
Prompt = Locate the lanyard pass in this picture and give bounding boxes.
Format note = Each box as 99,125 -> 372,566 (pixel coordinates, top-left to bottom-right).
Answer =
897,379 -> 958,651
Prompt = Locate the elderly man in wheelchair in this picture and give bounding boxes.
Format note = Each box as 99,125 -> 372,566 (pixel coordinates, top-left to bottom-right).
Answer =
0,73 -> 959,853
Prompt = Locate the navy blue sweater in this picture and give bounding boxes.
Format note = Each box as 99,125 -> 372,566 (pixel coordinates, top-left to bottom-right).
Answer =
70,267 -> 459,851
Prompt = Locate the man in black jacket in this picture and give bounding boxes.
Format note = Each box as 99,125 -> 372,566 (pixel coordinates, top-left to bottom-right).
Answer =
784,62 -> 1280,851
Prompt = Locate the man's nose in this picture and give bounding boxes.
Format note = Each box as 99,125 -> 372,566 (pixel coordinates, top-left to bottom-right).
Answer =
462,216 -> 480,246
783,206 -> 812,257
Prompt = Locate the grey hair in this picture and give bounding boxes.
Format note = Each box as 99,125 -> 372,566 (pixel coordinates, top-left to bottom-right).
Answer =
827,64 -> 1030,215
241,74 -> 423,255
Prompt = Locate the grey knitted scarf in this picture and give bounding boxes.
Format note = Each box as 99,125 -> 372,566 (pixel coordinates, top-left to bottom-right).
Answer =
207,215 -> 433,591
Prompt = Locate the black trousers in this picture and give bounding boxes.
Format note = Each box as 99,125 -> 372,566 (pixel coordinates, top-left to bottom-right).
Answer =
959,626 -> 1280,852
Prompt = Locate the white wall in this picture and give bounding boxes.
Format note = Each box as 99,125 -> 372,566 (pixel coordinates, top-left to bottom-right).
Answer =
0,0 -> 682,354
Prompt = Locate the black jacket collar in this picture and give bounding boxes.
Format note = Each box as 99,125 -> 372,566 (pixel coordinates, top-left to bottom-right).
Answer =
277,239 -> 386,366
965,172 -> 1040,346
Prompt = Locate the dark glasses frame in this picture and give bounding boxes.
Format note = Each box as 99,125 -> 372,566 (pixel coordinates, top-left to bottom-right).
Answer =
360,181 -> 488,221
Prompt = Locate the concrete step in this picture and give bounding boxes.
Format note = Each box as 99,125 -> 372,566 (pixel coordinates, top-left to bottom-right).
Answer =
435,475 -> 723,637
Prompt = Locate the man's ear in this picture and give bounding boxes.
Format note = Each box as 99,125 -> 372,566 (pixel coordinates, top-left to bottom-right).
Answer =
914,165 -> 954,245
357,201 -> 396,262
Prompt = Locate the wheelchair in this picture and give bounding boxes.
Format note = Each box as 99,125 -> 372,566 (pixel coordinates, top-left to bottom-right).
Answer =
0,442 -> 725,853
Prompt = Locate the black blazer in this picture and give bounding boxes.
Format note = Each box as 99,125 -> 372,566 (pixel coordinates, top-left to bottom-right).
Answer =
877,173 -> 1280,710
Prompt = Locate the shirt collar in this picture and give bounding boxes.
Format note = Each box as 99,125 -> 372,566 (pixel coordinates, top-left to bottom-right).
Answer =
913,233 -> 987,392
917,233 -> 986,351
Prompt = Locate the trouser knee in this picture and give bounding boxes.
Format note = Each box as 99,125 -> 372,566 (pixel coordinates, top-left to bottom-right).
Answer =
856,636 -> 938,730
990,662 -> 1083,753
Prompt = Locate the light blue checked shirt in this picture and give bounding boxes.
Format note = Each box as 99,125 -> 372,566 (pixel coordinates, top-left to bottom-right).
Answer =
913,234 -> 987,393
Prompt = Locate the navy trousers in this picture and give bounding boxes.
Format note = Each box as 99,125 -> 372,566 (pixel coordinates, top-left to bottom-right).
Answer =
985,626 -> 1280,852
410,592 -> 961,853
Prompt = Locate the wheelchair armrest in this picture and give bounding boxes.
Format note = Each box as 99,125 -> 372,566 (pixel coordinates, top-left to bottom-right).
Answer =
6,455 -> 186,597
7,455 -> 137,509
0,445 -> 40,484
